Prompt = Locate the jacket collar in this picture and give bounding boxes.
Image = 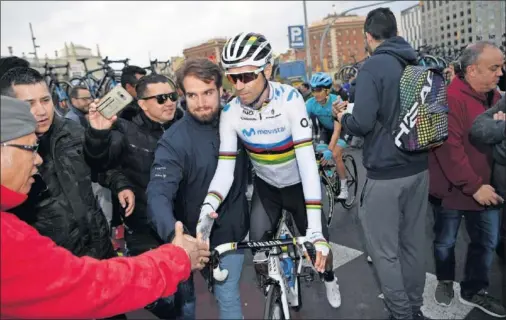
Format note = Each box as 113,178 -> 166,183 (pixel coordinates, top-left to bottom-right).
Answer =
1,185 -> 27,211
452,76 -> 500,106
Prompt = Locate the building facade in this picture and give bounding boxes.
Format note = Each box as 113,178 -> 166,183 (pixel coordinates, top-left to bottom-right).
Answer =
19,42 -> 104,80
304,14 -> 367,73
401,4 -> 422,50
182,38 -> 227,64
420,0 -> 506,50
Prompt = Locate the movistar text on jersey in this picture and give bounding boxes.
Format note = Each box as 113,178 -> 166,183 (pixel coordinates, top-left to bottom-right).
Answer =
242,127 -> 286,137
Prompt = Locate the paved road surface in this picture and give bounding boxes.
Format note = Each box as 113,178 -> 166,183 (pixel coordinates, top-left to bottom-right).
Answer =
127,149 -> 504,319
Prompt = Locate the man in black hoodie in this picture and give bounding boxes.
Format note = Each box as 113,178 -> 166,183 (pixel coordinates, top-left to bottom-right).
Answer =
335,8 -> 429,320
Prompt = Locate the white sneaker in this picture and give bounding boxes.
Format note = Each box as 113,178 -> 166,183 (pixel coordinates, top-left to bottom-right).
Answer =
367,255 -> 373,263
324,278 -> 341,308
337,188 -> 348,200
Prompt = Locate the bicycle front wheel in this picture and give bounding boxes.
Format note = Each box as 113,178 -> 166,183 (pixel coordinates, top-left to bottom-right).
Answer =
341,154 -> 358,209
264,285 -> 286,319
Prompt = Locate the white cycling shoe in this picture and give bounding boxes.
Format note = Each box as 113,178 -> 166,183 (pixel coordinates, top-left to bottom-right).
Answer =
337,188 -> 348,200
325,278 -> 342,308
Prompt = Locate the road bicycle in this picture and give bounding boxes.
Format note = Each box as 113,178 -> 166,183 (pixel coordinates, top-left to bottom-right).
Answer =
70,56 -> 129,98
142,58 -> 175,84
314,143 -> 358,226
42,62 -> 73,117
208,210 -> 320,319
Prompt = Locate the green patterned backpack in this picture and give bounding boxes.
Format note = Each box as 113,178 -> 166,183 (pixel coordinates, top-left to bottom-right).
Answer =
391,62 -> 449,152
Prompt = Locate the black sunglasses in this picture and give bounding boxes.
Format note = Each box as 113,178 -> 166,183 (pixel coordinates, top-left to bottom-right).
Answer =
1,142 -> 39,155
226,67 -> 264,85
140,92 -> 178,104
311,87 -> 325,93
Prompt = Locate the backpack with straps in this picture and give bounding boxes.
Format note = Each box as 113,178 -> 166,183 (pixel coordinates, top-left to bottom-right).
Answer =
391,58 -> 449,152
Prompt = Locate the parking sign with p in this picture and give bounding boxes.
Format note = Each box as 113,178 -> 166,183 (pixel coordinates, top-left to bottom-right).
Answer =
288,25 -> 305,49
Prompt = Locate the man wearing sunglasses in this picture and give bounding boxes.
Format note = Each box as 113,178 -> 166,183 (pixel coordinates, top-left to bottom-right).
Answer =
196,32 -> 341,309
84,73 -> 184,319
306,72 -> 348,200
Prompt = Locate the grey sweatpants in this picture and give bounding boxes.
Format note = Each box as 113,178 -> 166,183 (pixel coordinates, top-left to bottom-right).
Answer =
359,170 -> 429,319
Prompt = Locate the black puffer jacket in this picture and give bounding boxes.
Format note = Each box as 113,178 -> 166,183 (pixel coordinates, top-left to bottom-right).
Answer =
11,117 -> 130,259
470,95 -> 506,197
84,109 -> 184,245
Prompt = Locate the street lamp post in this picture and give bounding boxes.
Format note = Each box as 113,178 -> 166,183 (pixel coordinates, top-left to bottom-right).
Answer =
318,0 -> 396,71
303,0 -> 312,80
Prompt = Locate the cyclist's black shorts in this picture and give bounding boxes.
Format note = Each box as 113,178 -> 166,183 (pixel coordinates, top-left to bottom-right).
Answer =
249,176 -> 330,242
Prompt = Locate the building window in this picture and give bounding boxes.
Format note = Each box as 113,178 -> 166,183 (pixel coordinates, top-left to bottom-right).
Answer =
454,31 -> 458,36
467,8 -> 471,15
447,32 -> 451,37
460,20 -> 464,26
442,34 -> 445,39
468,36 -> 473,42
461,38 -> 465,44
448,41 -> 451,46
454,39 -> 458,45
468,18 -> 471,24
446,15 -> 450,21
453,13 -> 456,19
440,26 -> 444,31
447,24 -> 450,30
427,2 -> 430,10
453,22 -> 457,28
460,11 -> 464,17
489,34 -> 496,39
468,27 -> 472,33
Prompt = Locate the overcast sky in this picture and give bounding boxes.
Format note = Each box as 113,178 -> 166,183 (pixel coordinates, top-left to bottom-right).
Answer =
1,1 -> 416,67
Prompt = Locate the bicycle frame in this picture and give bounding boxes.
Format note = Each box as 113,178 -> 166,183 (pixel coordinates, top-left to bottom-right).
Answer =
210,212 -> 318,319
264,212 -> 304,318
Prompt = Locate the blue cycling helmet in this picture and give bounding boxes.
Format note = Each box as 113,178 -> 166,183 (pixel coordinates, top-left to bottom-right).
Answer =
310,72 -> 333,89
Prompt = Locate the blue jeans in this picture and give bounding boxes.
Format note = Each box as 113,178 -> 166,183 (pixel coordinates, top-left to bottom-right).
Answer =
433,205 -> 501,297
165,251 -> 245,319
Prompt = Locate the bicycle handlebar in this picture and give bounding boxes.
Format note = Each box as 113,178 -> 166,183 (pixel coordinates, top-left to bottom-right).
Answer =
102,56 -> 129,65
210,237 -> 316,282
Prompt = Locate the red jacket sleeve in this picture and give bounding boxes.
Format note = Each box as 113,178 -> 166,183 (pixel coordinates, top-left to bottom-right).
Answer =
432,94 -> 482,196
0,212 -> 191,319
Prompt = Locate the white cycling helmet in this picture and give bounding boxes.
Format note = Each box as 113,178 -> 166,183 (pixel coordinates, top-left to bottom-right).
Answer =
221,32 -> 273,70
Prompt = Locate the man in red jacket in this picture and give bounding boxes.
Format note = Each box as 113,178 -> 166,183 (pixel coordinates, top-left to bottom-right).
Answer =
429,41 -> 505,318
0,95 -> 210,319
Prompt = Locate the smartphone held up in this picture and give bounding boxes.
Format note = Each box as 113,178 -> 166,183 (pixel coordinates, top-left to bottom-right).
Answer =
97,86 -> 133,119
